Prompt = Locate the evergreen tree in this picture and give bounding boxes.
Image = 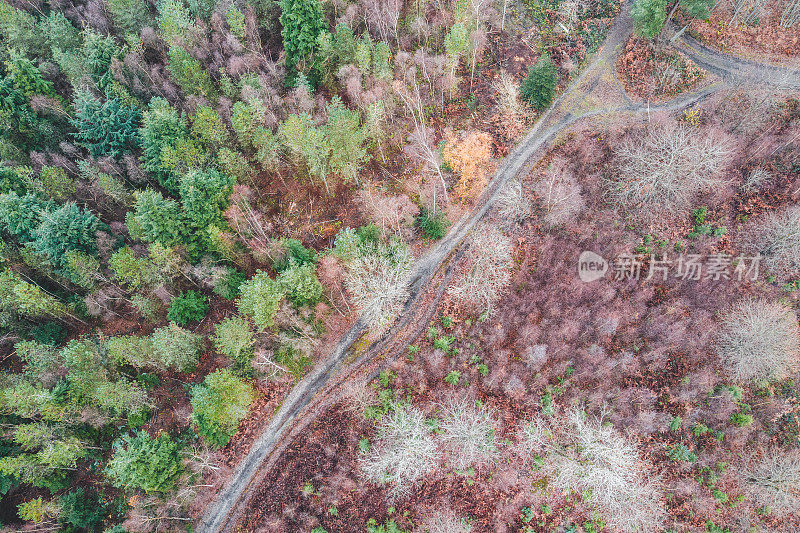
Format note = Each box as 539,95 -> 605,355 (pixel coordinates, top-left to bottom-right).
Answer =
632,0 -> 669,39
139,98 -> 190,192
520,54 -> 558,111
32,203 -> 100,271
105,431 -> 184,493
127,190 -> 186,247
151,322 -> 202,371
237,270 -> 286,330
167,46 -> 215,99
190,368 -> 254,448
0,192 -> 52,243
279,0 -> 326,74
212,316 -> 254,369
178,169 -> 235,231
72,91 -> 141,158
106,0 -> 153,35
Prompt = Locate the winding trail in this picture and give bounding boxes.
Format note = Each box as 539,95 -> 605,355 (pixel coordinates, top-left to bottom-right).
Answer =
197,10 -> 799,533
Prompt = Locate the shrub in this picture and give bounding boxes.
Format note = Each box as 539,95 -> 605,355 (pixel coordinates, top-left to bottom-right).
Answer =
167,290 -> 209,325
190,369 -> 254,448
237,270 -> 286,330
439,399 -> 498,470
212,316 -> 254,368
448,224 -> 512,316
746,451 -> 800,513
716,299 -> 800,383
741,206 -> 800,279
105,431 -> 184,493
416,207 -> 450,240
278,261 -> 323,306
520,410 -> 666,531
608,123 -> 732,218
520,54 -> 557,111
151,323 -> 203,371
360,402 -> 438,498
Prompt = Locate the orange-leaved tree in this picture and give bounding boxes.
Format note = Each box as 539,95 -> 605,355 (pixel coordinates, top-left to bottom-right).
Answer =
443,130 -> 493,200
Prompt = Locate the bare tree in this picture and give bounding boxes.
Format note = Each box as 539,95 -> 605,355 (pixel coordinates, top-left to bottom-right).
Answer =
438,398 -> 499,470
419,509 -> 472,532
741,206 -> 800,280
448,223 -> 513,316
608,123 -> 732,218
716,298 -> 800,383
533,167 -> 585,226
520,408 -> 666,532
746,451 -> 800,514
496,178 -> 531,224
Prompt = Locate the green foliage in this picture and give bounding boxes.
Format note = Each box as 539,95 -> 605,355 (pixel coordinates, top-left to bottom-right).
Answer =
179,168 -> 235,230
0,53 -> 63,153
139,97 -> 189,191
0,268 -> 69,319
278,260 -> 323,306
212,316 -> 254,368
730,412 -> 754,427
32,203 -> 99,271
237,270 -> 286,330
127,190 -> 185,246
521,54 -> 557,111
325,96 -> 370,183
192,105 -> 230,147
666,443 -> 698,462
279,0 -> 325,73
107,0 -> 153,35
27,322 -> 66,346
0,1 -> 45,61
167,46 -> 215,99
444,370 -> 461,385
158,0 -> 192,43
59,489 -> 106,531
212,267 -> 246,300
18,497 -> 60,523
274,238 -> 316,272
37,165 -> 76,201
167,290 -> 209,325
444,22 -> 469,69
0,192 -> 52,243
72,91 -> 140,158
631,0 -> 669,39
366,518 -> 410,533
0,165 -> 29,194
105,335 -> 155,368
106,431 -> 184,493
226,5 -> 247,41
109,247 -> 154,290
415,208 -> 450,240
151,322 -> 203,371
190,368 -> 254,448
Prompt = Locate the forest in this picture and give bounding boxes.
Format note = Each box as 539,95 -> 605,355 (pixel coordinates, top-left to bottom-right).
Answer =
1,0 -> 800,529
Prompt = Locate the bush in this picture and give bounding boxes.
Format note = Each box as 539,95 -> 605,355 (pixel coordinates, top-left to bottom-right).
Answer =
608,123 -> 732,218
439,399 -> 498,470
105,431 -> 184,493
167,290 -> 209,325
151,323 -> 203,371
416,207 -> 450,240
190,369 -> 254,448
741,206 -> 800,279
212,316 -> 254,369
520,54 -> 557,111
237,270 -> 286,330
746,451 -> 800,513
360,402 -> 438,498
278,260 -> 323,306
716,299 -> 800,383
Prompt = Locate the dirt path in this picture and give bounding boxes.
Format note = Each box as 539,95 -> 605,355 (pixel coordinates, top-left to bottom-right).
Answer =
197,9 -> 794,533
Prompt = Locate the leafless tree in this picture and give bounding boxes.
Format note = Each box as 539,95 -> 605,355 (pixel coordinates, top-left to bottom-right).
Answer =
438,398 -> 499,470
741,206 -> 800,279
448,223 -> 513,316
746,451 -> 800,513
496,178 -> 531,224
608,123 -> 732,218
418,509 -> 472,532
520,408 -> 666,532
716,298 -> 800,383
533,167 -> 585,226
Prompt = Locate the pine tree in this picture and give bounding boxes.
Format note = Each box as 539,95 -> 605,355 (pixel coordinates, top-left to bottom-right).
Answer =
32,203 -> 100,271
167,46 -> 215,99
139,98 -> 189,192
190,368 -> 254,448
631,0 -> 669,39
520,54 -> 558,111
105,431 -> 184,493
151,322 -> 203,371
212,316 -> 254,368
279,0 -> 326,73
127,190 -> 186,247
72,91 -> 140,158
106,0 -> 153,36
237,270 -> 285,330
